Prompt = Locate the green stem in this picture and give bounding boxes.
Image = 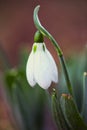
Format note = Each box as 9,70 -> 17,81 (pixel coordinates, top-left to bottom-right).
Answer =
81,72 -> 86,116
33,5 -> 73,96
33,5 -> 62,56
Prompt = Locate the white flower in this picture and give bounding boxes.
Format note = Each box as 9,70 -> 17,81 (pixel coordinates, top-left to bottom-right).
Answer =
26,42 -> 58,89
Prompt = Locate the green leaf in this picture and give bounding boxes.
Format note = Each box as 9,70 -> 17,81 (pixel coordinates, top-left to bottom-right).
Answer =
4,67 -> 46,130
60,94 -> 87,130
83,72 -> 87,123
59,51 -> 87,114
15,82 -> 46,130
51,89 -> 69,130
4,69 -> 18,100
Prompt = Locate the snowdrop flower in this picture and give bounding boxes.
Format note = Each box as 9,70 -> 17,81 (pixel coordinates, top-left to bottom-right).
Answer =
26,31 -> 58,89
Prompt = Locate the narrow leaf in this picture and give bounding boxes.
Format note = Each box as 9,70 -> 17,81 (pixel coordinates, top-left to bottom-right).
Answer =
83,72 -> 87,123
51,89 -> 69,130
60,94 -> 87,130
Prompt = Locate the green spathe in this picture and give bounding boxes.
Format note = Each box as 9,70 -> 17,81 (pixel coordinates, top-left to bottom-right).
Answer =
34,31 -> 44,43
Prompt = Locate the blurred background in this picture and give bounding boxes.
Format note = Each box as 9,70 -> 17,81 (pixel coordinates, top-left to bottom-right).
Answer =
0,0 -> 87,130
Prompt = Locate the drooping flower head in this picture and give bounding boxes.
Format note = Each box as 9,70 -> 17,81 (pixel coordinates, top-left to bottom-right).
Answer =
26,31 -> 58,89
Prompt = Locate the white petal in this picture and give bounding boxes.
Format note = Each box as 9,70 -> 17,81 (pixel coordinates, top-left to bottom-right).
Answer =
46,49 -> 58,83
26,51 -> 36,87
34,51 -> 52,89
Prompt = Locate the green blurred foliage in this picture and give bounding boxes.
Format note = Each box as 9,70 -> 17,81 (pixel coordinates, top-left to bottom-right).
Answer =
59,49 -> 87,113
1,45 -> 87,130
52,48 -> 87,130
2,49 -> 48,130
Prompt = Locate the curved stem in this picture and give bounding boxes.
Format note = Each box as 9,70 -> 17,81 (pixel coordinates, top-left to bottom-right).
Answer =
33,5 -> 62,56
33,5 -> 73,96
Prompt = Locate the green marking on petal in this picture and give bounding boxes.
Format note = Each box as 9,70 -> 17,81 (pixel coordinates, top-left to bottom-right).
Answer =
43,44 -> 45,51
33,44 -> 37,53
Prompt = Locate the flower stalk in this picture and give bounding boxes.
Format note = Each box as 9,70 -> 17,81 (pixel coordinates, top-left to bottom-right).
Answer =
33,5 -> 73,96
81,72 -> 87,116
